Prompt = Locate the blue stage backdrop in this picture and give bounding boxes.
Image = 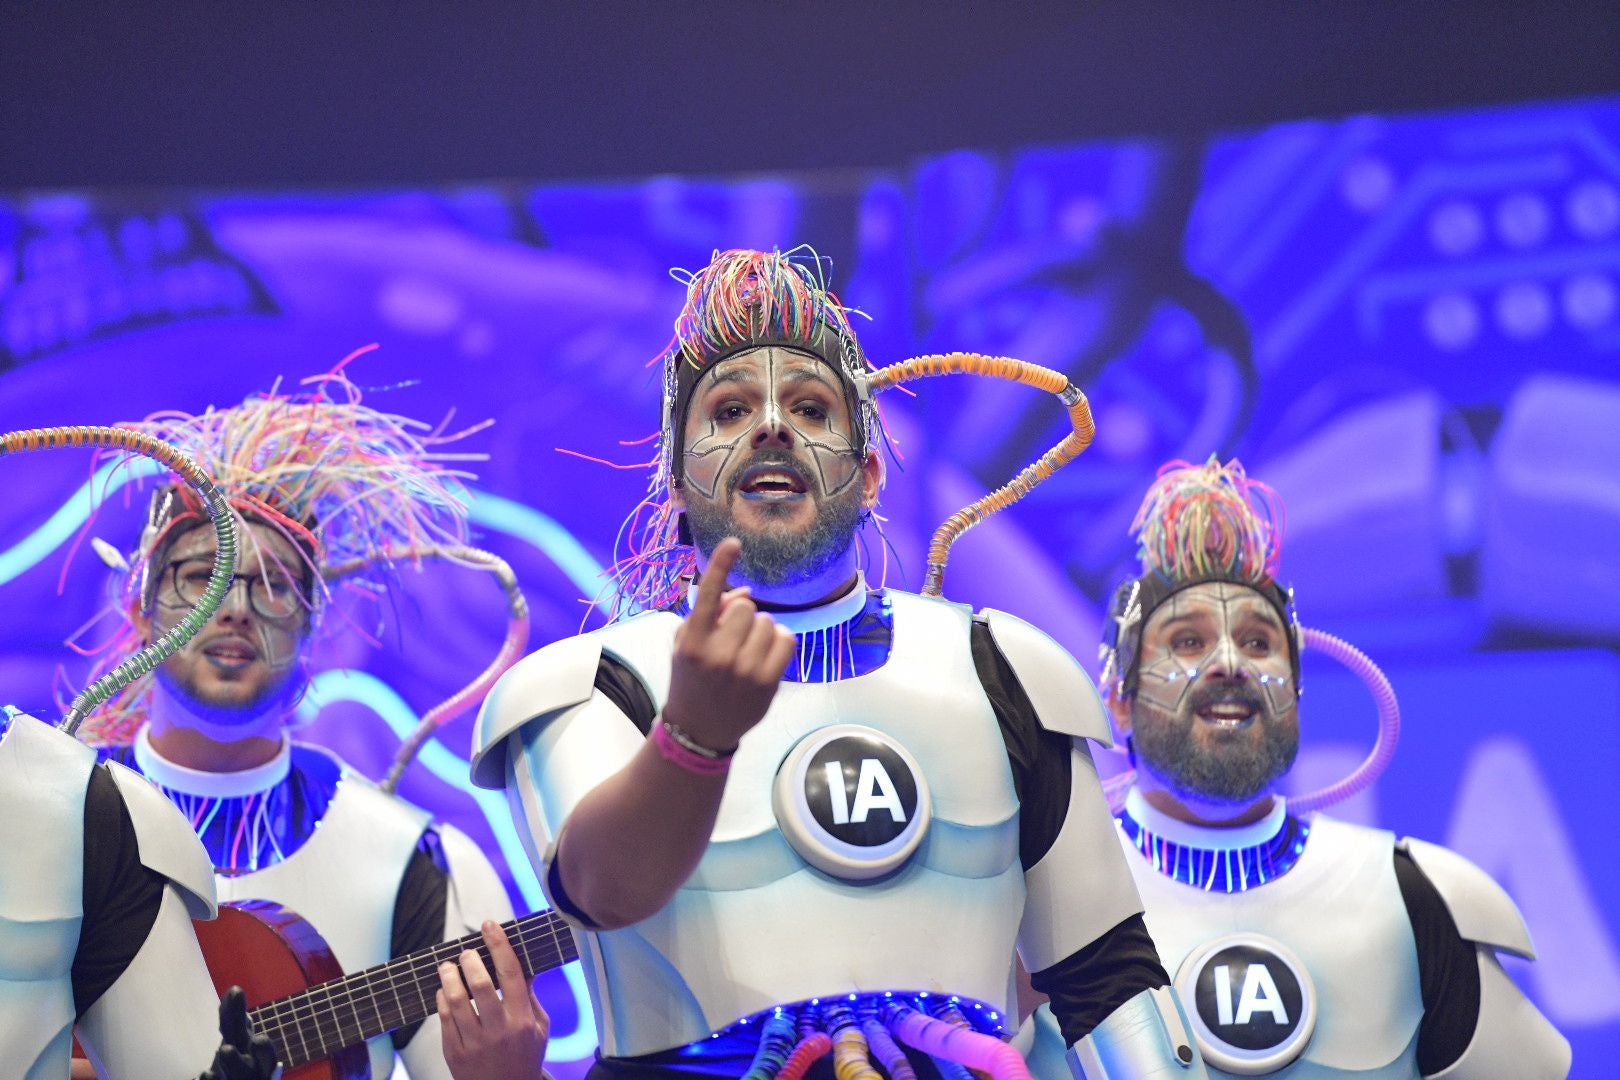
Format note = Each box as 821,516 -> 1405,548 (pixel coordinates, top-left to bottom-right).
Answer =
3,95 -> 1618,1077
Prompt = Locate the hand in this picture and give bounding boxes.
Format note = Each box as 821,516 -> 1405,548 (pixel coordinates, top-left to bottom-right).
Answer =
664,537 -> 796,753
437,921 -> 550,1080
197,987 -> 280,1080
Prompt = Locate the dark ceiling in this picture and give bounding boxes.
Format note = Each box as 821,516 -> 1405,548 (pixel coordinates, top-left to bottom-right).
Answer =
4,1 -> 1619,191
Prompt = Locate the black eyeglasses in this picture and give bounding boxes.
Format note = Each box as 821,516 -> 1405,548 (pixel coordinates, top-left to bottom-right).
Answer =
157,558 -> 308,620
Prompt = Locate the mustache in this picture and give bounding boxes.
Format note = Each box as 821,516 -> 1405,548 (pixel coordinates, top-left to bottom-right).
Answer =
726,449 -> 815,496
1184,681 -> 1268,716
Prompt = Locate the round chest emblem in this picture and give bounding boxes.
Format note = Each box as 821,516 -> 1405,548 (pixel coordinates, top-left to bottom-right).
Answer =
1174,934 -> 1317,1075
772,724 -> 931,881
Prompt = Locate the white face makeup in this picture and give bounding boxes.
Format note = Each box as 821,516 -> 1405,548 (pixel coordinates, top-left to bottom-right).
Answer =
1125,580 -> 1301,807
144,519 -> 313,725
681,346 -> 861,503
1135,582 -> 1295,720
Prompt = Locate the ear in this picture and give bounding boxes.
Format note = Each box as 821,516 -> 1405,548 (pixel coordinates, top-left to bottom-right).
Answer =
668,478 -> 687,513
131,607 -> 154,646
1106,684 -> 1134,739
859,449 -> 884,511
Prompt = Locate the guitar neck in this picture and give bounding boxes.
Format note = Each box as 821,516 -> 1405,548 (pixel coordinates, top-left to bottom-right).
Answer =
248,908 -> 578,1068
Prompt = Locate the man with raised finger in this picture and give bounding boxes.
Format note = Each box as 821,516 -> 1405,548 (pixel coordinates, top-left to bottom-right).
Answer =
472,248 -> 1205,1079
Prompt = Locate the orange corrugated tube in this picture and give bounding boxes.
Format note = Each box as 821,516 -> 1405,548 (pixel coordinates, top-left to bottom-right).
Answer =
867,353 -> 1095,597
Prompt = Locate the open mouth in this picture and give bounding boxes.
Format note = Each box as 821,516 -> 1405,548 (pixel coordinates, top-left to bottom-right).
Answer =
738,463 -> 810,500
202,638 -> 260,669
1195,701 -> 1258,730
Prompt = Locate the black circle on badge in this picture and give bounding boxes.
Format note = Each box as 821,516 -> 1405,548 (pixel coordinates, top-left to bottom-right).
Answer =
1174,934 -> 1317,1075
772,724 -> 933,882
802,734 -> 919,847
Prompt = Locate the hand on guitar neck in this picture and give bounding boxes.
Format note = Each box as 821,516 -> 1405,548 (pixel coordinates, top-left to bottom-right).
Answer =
437,921 -> 551,1080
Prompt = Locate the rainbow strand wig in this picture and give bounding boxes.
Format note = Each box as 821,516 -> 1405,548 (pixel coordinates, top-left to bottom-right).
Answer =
74,353 -> 482,746
611,247 -> 879,616
1099,456 -> 1301,700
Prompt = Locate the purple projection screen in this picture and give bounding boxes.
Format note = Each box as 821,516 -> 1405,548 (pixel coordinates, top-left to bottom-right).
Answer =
3,95 -> 1618,1076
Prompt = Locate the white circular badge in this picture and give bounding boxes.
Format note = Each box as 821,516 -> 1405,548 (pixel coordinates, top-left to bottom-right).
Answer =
771,723 -> 931,881
1174,933 -> 1318,1075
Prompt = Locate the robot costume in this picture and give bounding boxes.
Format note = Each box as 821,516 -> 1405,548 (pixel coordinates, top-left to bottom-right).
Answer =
64,361 -> 522,1079
1025,458 -> 1569,1080
474,249 -> 1205,1079
113,729 -> 514,1080
0,709 -> 222,1079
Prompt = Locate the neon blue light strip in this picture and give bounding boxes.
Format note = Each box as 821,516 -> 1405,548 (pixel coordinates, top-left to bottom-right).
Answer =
0,457 -> 160,586
465,488 -> 607,606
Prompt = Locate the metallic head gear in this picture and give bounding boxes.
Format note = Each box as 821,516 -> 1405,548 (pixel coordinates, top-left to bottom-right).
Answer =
659,247 -> 876,489
1099,457 -> 1303,699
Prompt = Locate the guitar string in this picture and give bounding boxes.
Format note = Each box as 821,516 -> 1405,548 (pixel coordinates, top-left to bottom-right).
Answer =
255,916 -> 575,1062
250,913 -> 577,1064
251,915 -> 572,1061
256,918 -> 576,1065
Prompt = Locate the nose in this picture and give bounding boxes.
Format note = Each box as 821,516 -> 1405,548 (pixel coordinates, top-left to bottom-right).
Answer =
1203,635 -> 1247,682
216,577 -> 254,621
750,398 -> 796,450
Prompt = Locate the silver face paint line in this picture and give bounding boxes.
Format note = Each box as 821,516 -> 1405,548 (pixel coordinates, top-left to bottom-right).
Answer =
681,347 -> 861,504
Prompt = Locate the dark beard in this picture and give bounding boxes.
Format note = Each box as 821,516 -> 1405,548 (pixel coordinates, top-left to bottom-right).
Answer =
683,450 -> 863,588
1130,682 -> 1298,804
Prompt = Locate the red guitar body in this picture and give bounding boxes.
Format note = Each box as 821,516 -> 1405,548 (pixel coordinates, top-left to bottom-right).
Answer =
71,900 -> 370,1079
192,900 -> 372,1080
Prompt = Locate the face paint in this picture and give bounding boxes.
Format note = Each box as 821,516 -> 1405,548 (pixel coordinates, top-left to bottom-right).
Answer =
146,520 -> 313,728
681,346 -> 861,502
1129,582 -> 1299,804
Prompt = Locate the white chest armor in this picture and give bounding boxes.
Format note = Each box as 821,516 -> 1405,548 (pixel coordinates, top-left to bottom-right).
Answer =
216,763 -> 430,1080
0,717 -> 93,1080
1126,815 -> 1423,1078
524,592 -> 1029,1058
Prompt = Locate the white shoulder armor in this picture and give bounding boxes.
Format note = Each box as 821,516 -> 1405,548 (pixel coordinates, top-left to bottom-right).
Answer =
1400,836 -> 1536,959
438,820 -> 516,936
104,760 -> 218,920
471,632 -> 605,789
981,608 -> 1112,745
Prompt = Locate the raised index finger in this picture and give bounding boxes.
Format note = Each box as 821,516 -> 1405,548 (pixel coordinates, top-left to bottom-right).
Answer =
688,536 -> 742,627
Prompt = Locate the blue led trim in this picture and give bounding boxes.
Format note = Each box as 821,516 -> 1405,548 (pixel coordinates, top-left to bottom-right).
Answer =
1119,810 -> 1310,892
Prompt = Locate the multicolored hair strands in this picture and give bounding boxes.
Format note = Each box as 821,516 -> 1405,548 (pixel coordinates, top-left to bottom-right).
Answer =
1130,456 -> 1284,584
72,351 -> 487,747
1,425 -> 237,735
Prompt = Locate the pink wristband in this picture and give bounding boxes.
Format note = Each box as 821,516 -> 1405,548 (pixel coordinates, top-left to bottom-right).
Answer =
651,719 -> 733,776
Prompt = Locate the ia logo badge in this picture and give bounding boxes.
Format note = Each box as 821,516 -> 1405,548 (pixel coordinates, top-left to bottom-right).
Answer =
1174,934 -> 1317,1075
772,724 -> 932,881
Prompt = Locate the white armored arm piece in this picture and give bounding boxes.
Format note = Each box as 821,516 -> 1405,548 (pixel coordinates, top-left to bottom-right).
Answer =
76,762 -> 224,1079
1402,838 -> 1570,1080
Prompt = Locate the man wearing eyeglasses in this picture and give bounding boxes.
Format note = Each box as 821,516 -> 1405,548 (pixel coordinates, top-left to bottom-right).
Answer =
69,376 -> 547,1080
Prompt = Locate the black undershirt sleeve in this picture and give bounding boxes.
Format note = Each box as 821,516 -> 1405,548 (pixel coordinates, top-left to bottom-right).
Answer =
1030,914 -> 1170,1047
390,830 -> 452,1051
596,653 -> 657,734
970,619 -> 1169,1044
1394,848 -> 1482,1075
969,620 -> 1072,869
73,764 -> 166,1018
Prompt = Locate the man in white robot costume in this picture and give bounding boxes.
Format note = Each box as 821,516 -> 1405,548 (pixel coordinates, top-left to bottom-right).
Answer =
1027,458 -> 1569,1079
69,369 -> 545,1080
473,247 -> 1210,1080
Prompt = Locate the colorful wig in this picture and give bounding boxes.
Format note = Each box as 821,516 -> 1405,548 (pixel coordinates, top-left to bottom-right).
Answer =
1100,456 -> 1299,697
607,247 -> 879,618
72,349 -> 485,746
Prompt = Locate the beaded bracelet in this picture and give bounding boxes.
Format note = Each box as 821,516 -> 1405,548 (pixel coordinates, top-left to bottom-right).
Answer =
651,718 -> 733,777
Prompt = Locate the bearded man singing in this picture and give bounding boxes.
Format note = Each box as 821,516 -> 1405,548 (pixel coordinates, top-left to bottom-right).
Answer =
473,247 -> 1209,1079
1026,458 -> 1568,1079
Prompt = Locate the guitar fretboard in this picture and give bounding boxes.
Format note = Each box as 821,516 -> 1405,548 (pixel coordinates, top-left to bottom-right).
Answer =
248,908 -> 578,1068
